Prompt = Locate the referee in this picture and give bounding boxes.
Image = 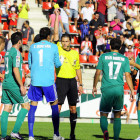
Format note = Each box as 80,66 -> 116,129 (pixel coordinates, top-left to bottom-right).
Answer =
53,9 -> 83,140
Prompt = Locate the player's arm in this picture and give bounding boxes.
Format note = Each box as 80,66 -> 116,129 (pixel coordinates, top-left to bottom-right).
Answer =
125,72 -> 134,102
130,54 -> 140,70
125,58 -> 135,101
13,67 -> 26,96
54,9 -> 59,42
132,69 -> 138,86
54,46 -> 62,68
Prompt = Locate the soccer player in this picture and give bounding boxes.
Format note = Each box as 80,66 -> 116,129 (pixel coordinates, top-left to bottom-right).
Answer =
129,55 -> 140,140
1,32 -> 30,140
53,9 -> 83,140
27,27 -> 64,140
92,38 -> 134,140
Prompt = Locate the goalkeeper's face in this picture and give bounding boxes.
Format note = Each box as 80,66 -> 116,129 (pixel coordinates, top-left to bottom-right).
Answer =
61,37 -> 71,50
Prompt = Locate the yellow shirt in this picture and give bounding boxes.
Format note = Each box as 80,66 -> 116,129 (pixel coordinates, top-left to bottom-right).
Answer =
133,20 -> 140,31
56,42 -> 80,79
18,4 -> 29,19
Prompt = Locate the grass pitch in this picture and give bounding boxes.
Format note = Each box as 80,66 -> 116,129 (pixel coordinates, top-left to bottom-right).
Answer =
0,122 -> 139,140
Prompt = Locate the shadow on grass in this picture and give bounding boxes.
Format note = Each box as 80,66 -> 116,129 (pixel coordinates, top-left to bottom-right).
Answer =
93,135 -> 134,140
0,134 -> 81,140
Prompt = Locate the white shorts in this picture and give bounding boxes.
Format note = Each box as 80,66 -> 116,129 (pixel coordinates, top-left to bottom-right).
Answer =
108,14 -> 116,22
17,18 -> 27,30
135,30 -> 140,35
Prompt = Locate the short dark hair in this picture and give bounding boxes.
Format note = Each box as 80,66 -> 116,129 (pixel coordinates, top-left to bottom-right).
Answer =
84,35 -> 89,40
98,23 -> 102,27
40,27 -> 51,40
1,0 -> 4,2
34,34 -> 40,43
94,12 -> 99,15
109,27 -> 113,31
127,22 -> 131,26
25,20 -> 29,25
11,32 -> 22,45
83,19 -> 88,23
110,38 -> 121,50
61,33 -> 71,41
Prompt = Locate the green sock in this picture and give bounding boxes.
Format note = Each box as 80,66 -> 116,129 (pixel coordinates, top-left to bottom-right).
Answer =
12,108 -> 28,133
138,110 -> 140,128
100,116 -> 108,133
114,118 -> 121,140
1,111 -> 9,138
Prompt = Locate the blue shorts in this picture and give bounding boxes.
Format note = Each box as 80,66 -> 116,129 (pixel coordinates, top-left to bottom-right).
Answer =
69,9 -> 78,18
28,84 -> 58,103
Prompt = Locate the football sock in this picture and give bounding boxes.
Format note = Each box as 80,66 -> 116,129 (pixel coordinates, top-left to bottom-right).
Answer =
51,104 -> 59,136
138,110 -> 140,128
114,118 -> 121,140
1,111 -> 9,138
70,112 -> 77,136
28,105 -> 37,137
12,108 -> 28,133
100,116 -> 108,133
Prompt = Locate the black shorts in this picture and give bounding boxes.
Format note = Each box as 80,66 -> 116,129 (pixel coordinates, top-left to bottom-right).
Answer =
56,78 -> 79,105
96,44 -> 105,52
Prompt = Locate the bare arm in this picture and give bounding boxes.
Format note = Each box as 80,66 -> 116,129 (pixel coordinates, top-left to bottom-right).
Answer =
93,69 -> 101,88
60,20 -> 65,31
67,1 -> 70,9
54,9 -> 59,41
76,69 -> 83,95
31,34 -> 34,44
110,22 -> 117,27
48,17 -> 51,27
95,2 -> 97,11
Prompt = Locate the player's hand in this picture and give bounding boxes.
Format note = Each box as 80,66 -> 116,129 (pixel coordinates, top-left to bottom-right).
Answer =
130,90 -> 135,102
129,58 -> 135,66
78,85 -> 83,96
20,85 -> 26,96
92,87 -> 97,97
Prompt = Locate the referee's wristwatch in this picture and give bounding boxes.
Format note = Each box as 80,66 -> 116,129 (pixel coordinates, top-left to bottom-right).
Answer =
79,84 -> 83,87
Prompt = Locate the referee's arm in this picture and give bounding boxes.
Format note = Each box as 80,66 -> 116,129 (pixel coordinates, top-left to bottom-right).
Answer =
54,9 -> 59,42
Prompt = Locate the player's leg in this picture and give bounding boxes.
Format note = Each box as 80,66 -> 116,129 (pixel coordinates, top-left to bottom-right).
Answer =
96,45 -> 100,56
43,84 -> 64,140
100,87 -> 117,140
1,104 -> 12,139
1,89 -> 13,139
100,112 -> 109,140
28,101 -> 38,139
27,85 -> 43,139
113,86 -> 124,140
67,78 -> 79,140
114,111 -> 121,140
11,102 -> 30,138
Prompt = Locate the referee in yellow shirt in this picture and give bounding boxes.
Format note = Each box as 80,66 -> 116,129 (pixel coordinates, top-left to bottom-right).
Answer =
53,9 -> 83,140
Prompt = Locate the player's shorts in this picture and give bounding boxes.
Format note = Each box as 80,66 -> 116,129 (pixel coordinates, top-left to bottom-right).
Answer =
22,41 -> 32,52
96,44 -> 105,52
28,84 -> 58,103
1,89 -> 29,104
56,78 -> 79,105
100,86 -> 124,113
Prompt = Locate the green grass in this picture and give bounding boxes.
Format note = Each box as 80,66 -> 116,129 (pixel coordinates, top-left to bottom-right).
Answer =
0,122 -> 139,140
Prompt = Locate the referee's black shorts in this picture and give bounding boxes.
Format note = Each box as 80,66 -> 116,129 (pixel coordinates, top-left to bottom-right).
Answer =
56,77 -> 79,105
